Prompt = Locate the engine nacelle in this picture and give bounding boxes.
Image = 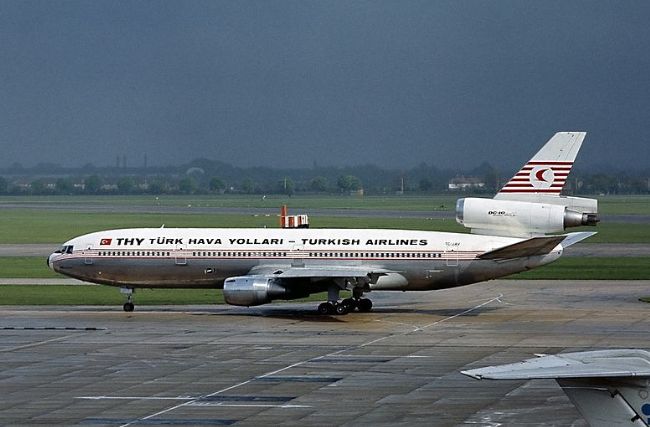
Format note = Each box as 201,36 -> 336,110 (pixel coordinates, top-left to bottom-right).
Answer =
456,198 -> 598,237
223,275 -> 288,306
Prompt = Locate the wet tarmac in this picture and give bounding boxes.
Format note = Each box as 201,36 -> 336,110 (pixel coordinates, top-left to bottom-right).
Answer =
1,279 -> 649,426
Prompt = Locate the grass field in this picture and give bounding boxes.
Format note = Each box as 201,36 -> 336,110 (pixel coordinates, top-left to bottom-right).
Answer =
0,208 -> 648,244
0,194 -> 458,211
0,210 -> 468,244
508,257 -> 650,280
0,257 -> 58,278
0,285 -> 328,306
1,193 -> 650,214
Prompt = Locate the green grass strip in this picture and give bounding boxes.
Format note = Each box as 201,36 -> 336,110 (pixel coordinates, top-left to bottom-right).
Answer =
0,285 -> 328,306
0,210 -> 466,244
0,257 -> 59,278
0,208 -> 647,244
509,257 -> 650,280
2,194 -> 650,214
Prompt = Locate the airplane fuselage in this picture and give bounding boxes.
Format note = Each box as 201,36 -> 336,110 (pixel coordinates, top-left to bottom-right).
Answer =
48,227 -> 562,291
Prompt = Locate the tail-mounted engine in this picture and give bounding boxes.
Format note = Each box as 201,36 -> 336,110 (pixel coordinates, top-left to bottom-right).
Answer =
456,197 -> 599,237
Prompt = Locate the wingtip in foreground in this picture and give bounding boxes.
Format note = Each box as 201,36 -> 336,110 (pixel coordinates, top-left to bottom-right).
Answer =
462,349 -> 650,427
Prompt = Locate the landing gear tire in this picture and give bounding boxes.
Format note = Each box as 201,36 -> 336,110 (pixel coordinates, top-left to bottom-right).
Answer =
123,302 -> 135,312
342,298 -> 357,311
318,301 -> 350,315
335,303 -> 350,315
318,302 -> 335,315
357,298 -> 372,312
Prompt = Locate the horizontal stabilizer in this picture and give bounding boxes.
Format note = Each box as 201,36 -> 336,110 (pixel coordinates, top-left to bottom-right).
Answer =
560,231 -> 598,248
479,232 -> 596,260
478,235 -> 565,260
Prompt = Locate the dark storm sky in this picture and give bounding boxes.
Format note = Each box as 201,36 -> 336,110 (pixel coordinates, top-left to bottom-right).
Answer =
1,1 -> 649,170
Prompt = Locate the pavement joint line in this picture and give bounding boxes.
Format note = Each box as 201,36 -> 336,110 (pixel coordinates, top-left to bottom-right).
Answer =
0,334 -> 78,353
186,402 -> 312,408
116,293 -> 503,427
0,326 -> 107,332
76,396 -> 312,408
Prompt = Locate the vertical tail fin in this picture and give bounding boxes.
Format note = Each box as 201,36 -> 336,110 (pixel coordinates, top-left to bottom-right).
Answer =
496,132 -> 586,198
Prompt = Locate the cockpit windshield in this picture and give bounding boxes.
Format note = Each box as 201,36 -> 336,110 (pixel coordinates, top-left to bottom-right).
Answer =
54,245 -> 74,254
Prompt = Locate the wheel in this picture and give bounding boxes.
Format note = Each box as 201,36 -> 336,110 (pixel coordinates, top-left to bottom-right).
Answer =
123,302 -> 135,312
357,298 -> 372,312
342,298 -> 357,311
335,303 -> 349,315
318,302 -> 334,315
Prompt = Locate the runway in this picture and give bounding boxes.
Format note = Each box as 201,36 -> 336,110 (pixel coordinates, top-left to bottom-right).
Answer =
2,279 -> 649,426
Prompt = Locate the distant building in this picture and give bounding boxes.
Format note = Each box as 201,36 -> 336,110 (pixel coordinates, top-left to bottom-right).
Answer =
448,176 -> 485,191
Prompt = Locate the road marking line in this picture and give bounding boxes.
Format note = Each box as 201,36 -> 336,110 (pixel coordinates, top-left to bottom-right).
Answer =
0,334 -> 76,353
117,294 -> 503,427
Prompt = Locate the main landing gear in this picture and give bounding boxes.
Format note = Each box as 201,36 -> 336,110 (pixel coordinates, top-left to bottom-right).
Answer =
317,297 -> 373,315
120,287 -> 135,312
317,284 -> 372,315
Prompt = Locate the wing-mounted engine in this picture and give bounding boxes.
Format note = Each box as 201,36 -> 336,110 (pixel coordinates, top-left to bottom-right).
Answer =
456,197 -> 599,237
223,275 -> 309,306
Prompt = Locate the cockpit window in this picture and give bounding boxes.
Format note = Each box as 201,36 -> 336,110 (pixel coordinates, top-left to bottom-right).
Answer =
55,245 -> 74,254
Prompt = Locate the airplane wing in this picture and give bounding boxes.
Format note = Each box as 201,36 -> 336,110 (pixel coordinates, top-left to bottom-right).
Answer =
478,231 -> 596,260
462,350 -> 650,427
462,349 -> 650,380
247,264 -> 392,281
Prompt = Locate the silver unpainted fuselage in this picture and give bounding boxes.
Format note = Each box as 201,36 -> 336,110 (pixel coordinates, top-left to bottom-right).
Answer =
48,227 -> 562,292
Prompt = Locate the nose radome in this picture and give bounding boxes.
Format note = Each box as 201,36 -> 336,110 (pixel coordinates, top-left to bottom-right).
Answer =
47,253 -> 56,270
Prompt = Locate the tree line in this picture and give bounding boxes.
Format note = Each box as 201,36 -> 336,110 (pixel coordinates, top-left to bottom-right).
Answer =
0,159 -> 648,195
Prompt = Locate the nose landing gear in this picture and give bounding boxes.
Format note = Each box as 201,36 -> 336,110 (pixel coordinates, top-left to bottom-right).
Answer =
120,287 -> 135,312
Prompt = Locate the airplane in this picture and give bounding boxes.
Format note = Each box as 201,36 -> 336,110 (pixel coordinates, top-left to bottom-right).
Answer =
47,132 -> 599,314
462,349 -> 650,427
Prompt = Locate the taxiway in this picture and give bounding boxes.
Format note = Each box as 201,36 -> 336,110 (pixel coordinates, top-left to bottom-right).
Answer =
2,279 -> 649,426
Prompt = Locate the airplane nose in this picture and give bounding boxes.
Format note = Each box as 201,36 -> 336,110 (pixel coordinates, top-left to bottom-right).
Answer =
47,253 -> 55,270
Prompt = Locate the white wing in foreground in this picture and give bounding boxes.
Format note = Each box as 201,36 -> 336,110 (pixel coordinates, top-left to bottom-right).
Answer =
462,349 -> 650,427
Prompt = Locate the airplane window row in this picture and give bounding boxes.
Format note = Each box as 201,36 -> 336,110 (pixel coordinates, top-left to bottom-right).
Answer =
192,251 -> 288,257
97,251 -> 171,257
308,252 -> 441,258
95,251 -> 442,259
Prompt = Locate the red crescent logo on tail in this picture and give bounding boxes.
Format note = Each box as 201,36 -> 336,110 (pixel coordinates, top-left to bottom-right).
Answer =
535,169 -> 550,182
530,167 -> 555,189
